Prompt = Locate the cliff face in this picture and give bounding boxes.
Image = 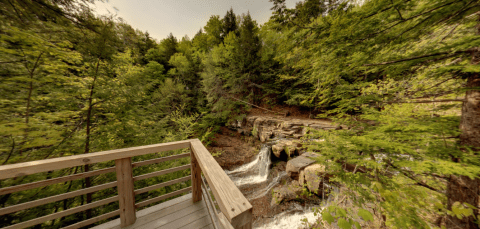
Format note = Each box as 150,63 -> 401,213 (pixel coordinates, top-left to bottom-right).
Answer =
230,115 -> 343,142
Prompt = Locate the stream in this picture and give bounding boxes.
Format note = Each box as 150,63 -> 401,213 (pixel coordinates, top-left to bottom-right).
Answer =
224,144 -> 322,229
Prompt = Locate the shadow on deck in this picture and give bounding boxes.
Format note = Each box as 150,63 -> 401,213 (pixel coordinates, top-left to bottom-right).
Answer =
93,194 -> 215,229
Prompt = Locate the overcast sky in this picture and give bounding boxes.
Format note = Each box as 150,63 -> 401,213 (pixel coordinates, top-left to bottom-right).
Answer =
91,0 -> 298,42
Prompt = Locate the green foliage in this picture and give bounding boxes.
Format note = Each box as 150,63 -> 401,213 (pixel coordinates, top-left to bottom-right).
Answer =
204,15 -> 224,47
449,202 -> 476,220
265,0 -> 480,227
284,146 -> 291,158
358,208 -> 374,222
252,124 -> 259,137
144,61 -> 166,82
222,8 -> 238,39
0,2 -> 206,228
211,150 -> 223,157
2,0 -> 479,228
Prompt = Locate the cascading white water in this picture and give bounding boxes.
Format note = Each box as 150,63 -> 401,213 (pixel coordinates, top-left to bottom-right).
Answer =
225,143 -> 328,229
225,145 -> 271,187
256,204 -> 320,229
249,171 -> 287,199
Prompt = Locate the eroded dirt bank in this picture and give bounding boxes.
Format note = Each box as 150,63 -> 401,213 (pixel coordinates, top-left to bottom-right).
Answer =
207,126 -> 258,170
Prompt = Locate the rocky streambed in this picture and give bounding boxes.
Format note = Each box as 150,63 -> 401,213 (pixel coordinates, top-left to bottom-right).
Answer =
216,115 -> 343,229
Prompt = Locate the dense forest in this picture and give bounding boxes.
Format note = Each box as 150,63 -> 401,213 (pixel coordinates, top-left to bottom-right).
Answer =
0,0 -> 479,228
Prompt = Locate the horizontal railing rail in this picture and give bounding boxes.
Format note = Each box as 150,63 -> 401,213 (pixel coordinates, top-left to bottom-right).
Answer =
0,140 -> 192,180
190,139 -> 253,229
0,139 -> 252,229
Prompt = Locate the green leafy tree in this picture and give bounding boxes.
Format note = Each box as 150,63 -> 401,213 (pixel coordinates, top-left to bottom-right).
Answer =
192,29 -> 209,53
144,61 -> 166,82
204,15 -> 223,47
268,0 -> 480,227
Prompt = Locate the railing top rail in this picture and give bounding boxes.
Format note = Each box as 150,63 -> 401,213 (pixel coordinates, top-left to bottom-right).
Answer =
0,140 -> 192,180
190,138 -> 252,228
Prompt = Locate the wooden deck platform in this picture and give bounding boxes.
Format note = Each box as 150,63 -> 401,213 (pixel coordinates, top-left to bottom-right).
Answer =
92,194 -> 216,229
0,139 -> 250,229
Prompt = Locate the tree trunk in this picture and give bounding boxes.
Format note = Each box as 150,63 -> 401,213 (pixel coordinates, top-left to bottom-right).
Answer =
25,52 -> 43,124
84,60 -> 100,219
25,77 -> 33,124
446,50 -> 480,228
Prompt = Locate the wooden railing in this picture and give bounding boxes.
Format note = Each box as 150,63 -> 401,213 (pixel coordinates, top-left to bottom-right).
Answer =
0,139 -> 252,229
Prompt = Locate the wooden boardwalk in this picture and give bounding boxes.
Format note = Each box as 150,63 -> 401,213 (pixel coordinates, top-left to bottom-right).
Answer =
0,139 -> 250,229
92,194 -> 216,229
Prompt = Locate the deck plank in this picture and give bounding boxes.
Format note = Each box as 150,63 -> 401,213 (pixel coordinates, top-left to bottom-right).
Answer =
136,200 -> 207,229
155,207 -> 209,229
201,224 -> 215,229
130,199 -> 195,229
178,215 -> 213,229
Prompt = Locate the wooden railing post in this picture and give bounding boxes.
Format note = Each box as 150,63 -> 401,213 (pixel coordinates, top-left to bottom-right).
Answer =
191,148 -> 202,203
115,157 -> 136,227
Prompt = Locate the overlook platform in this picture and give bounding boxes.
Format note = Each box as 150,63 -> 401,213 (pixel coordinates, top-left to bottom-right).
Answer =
0,139 -> 250,229
93,194 -> 215,229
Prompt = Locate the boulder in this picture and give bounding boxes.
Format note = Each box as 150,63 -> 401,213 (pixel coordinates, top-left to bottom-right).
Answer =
272,144 -> 285,158
312,139 -> 325,143
281,121 -> 304,130
246,116 -> 258,124
253,117 -> 265,127
286,156 -> 315,180
299,170 -> 305,185
293,134 -> 303,139
271,140 -> 302,158
259,131 -> 272,142
271,180 -> 303,205
281,130 -> 296,137
304,164 -> 327,194
302,127 -> 309,135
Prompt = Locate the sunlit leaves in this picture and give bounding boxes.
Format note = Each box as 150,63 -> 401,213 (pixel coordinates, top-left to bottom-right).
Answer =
358,208 -> 374,222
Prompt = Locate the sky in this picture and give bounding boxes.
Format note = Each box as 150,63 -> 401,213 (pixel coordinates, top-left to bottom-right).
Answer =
91,0 -> 298,42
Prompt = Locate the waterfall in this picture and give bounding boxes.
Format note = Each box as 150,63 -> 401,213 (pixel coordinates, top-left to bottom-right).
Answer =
224,143 -> 330,229
225,145 -> 271,187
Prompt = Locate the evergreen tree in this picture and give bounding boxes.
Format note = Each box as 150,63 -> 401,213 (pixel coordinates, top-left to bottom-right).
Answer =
222,8 -> 238,39
160,33 -> 178,62
136,31 -> 157,65
146,33 -> 178,71
269,0 -> 289,25
237,12 -> 262,103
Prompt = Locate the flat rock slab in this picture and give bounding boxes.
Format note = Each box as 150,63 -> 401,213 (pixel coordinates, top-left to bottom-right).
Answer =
286,156 -> 315,179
